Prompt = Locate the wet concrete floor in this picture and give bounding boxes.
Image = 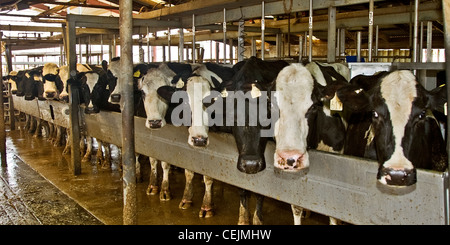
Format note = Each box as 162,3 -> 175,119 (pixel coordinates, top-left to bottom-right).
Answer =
1,124 -> 329,225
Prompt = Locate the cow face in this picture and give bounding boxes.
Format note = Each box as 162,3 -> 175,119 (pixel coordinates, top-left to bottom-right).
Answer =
274,63 -> 347,172
337,70 -> 447,186
42,63 -> 61,100
23,68 -> 44,101
57,64 -> 92,102
137,65 -> 174,129
80,72 -> 102,114
6,71 -> 19,94
105,58 -> 121,104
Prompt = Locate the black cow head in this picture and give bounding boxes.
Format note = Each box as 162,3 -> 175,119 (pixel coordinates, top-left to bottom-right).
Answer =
337,70 -> 447,186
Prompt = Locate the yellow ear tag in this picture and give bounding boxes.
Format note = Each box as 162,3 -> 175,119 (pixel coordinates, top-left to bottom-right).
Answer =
176,78 -> 185,89
330,92 -> 343,111
221,89 -> 228,98
133,70 -> 141,78
25,73 -> 30,78
251,84 -> 262,98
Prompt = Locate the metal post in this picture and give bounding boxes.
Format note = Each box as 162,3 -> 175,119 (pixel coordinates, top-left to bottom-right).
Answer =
167,28 -> 171,62
368,0 -> 374,62
327,6 -> 336,63
66,16 -> 81,175
251,37 -> 257,57
78,38 -> 82,63
179,28 -> 184,62
340,29 -> 346,59
420,22 -> 424,62
308,0 -> 313,62
375,26 -> 379,61
238,19 -> 245,62
192,14 -> 196,63
261,1 -> 265,60
427,21 -> 433,62
357,31 -> 362,62
223,8 -> 227,63
441,0 -> 450,226
100,34 -> 104,63
0,32 -> 6,168
147,26 -> 150,63
299,35 -> 303,62
119,0 -> 136,225
412,0 -> 419,63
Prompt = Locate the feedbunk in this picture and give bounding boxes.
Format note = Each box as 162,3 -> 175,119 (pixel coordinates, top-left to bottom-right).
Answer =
2,0 -> 450,225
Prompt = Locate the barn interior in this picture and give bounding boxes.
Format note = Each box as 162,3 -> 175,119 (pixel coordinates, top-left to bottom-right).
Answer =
0,0 -> 449,226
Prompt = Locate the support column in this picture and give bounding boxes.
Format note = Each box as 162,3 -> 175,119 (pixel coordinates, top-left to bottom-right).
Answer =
327,6 -> 336,63
308,0 -> 313,62
0,32 -> 6,168
368,0 -> 374,62
119,0 -> 137,225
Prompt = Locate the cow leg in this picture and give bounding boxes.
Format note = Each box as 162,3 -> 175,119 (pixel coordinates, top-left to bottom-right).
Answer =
28,116 -> 36,134
54,126 -> 64,147
199,175 -> 214,218
82,136 -> 93,162
329,217 -> 343,225
146,157 -> 159,195
253,193 -> 264,225
160,161 -> 171,201
79,135 -> 86,156
47,122 -> 55,142
179,169 -> 194,209
238,189 -> 250,225
102,142 -> 112,169
62,129 -> 71,155
33,118 -> 42,137
24,114 -> 31,131
291,205 -> 303,225
96,140 -> 104,165
135,154 -> 142,182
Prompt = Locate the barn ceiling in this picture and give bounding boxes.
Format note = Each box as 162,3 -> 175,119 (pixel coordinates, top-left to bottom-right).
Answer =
0,0 -> 445,52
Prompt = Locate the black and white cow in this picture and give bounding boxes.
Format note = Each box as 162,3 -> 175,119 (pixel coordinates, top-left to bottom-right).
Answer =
274,62 -> 350,225
107,58 -> 175,201
23,66 -> 45,101
157,62 -> 240,218
337,69 -> 448,186
41,62 -> 64,100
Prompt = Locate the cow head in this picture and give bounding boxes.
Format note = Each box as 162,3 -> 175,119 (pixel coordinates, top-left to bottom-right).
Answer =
337,70 -> 447,186
137,63 -> 176,129
274,63 -> 347,172
42,62 -> 61,100
23,68 -> 44,101
6,71 -> 19,94
57,64 -> 92,102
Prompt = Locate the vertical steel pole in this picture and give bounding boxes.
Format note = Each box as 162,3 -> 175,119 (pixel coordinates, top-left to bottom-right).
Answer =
298,35 -> 303,62
357,31 -> 362,62
179,28 -> 184,62
100,34 -> 104,63
308,0 -> 313,62
419,22 -> 424,62
66,15 -> 81,175
119,0 -> 136,225
368,0 -> 374,62
167,28 -> 171,62
427,21 -> 433,62
327,6 -> 336,63
261,1 -> 265,60
147,26 -> 150,63
0,32 -> 6,168
375,25 -> 379,61
223,8 -> 227,63
238,19 -> 245,62
442,0 -> 450,225
192,14 -> 196,64
412,0 -> 419,63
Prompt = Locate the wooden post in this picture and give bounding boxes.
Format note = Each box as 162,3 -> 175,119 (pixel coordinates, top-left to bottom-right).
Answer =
66,16 -> 81,175
119,0 -> 137,225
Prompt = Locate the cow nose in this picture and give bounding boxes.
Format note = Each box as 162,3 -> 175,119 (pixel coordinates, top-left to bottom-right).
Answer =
377,166 -> 417,186
286,158 -> 296,166
60,95 -> 69,102
149,120 -> 162,129
192,136 -> 208,147
25,95 -> 34,101
85,107 -> 97,114
237,156 -> 265,174
11,90 -> 17,94
110,94 -> 121,103
275,150 -> 308,172
46,92 -> 56,98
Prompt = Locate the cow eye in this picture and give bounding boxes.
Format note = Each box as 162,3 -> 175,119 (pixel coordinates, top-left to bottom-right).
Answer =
419,110 -> 426,119
372,110 -> 379,119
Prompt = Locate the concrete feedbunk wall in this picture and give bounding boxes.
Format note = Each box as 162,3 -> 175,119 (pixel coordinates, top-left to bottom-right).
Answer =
12,95 -> 448,225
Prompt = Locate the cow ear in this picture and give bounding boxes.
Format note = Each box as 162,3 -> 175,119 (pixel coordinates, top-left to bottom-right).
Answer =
157,86 -> 176,102
336,84 -> 371,112
426,84 -> 447,114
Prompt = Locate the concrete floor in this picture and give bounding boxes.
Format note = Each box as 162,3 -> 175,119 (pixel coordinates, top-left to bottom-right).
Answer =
1,123 -> 329,225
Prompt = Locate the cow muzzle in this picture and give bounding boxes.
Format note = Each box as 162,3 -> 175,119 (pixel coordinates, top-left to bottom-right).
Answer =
148,119 -> 163,129
377,166 -> 417,186
11,90 -> 17,95
191,136 -> 208,147
85,106 -> 99,114
110,94 -> 121,103
25,95 -> 34,101
237,155 -> 266,174
275,150 -> 309,172
45,91 -> 56,99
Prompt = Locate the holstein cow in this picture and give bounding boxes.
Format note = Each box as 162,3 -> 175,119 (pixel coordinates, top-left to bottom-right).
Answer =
274,62 -> 350,225
106,58 -> 175,201
157,62 -> 240,218
216,56 -> 288,224
337,70 -> 447,186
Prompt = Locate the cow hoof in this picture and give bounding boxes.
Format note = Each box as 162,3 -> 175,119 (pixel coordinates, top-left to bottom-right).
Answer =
303,210 -> 311,218
179,199 -> 193,210
62,147 -> 71,155
253,216 -> 263,225
146,185 -> 159,196
159,190 -> 171,201
82,156 -> 91,163
237,218 -> 250,225
199,207 -> 214,218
